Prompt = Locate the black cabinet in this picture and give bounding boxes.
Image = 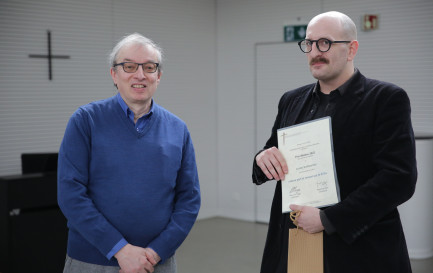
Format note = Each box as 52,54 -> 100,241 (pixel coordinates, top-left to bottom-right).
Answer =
0,172 -> 68,273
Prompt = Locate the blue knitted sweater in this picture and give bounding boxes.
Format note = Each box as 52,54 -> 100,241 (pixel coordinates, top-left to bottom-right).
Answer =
57,95 -> 200,266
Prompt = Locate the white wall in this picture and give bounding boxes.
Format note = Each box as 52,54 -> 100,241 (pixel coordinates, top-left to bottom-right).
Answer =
0,0 -> 218,219
1,0 -> 433,223
216,0 -> 433,221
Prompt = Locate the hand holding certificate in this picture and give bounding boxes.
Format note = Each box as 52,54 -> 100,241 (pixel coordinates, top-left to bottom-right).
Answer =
278,117 -> 340,213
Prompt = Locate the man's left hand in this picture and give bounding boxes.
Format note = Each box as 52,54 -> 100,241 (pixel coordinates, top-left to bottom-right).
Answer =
144,248 -> 161,265
289,204 -> 324,234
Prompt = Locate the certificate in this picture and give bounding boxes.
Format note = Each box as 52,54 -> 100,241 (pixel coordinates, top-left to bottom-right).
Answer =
278,117 -> 340,213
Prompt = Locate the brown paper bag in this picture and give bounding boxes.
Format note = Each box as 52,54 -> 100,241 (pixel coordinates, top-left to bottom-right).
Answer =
287,211 -> 323,273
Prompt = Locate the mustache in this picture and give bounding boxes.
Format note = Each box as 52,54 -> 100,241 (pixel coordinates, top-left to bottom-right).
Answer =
310,57 -> 329,65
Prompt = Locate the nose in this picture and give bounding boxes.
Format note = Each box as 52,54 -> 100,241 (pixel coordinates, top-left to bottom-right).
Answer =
309,42 -> 323,57
309,42 -> 319,53
134,64 -> 146,78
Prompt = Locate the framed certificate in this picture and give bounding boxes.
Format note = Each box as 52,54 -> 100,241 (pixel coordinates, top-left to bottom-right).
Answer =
277,117 -> 340,213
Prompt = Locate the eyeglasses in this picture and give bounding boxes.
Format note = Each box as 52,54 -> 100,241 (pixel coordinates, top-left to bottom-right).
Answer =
113,62 -> 159,73
298,38 -> 351,53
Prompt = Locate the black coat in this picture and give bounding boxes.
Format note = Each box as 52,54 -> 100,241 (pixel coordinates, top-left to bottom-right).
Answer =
253,70 -> 417,273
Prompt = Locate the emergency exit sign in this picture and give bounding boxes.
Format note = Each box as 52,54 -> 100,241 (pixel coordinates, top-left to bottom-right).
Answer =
284,25 -> 307,42
363,14 -> 379,31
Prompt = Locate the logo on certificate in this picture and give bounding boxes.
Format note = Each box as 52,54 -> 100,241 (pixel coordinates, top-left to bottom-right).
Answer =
289,186 -> 301,198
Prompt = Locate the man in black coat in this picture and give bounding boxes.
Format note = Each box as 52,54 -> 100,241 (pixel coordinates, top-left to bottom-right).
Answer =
253,11 -> 417,273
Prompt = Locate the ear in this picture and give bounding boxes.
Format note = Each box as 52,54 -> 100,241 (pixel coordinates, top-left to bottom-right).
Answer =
110,67 -> 117,85
347,40 -> 359,61
156,70 -> 162,84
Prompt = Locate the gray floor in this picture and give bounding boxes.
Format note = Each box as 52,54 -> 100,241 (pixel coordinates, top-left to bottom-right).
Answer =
177,217 -> 433,273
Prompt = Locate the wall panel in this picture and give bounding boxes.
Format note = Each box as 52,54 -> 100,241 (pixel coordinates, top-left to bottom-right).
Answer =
0,0 -> 113,175
216,0 -> 433,221
0,0 -> 217,219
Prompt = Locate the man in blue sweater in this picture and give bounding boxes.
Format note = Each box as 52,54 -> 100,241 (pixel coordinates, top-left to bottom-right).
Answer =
58,33 -> 201,273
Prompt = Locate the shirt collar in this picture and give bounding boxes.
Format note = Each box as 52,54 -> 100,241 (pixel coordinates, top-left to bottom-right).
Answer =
116,93 -> 154,117
313,68 -> 359,96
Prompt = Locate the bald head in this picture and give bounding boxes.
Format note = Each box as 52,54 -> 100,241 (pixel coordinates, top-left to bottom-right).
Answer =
304,11 -> 359,92
308,11 -> 357,41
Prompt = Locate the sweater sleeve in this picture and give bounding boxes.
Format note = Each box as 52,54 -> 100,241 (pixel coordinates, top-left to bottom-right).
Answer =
57,108 -> 127,260
146,126 -> 201,263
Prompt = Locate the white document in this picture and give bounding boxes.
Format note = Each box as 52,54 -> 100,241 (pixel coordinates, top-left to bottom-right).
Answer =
278,117 -> 340,213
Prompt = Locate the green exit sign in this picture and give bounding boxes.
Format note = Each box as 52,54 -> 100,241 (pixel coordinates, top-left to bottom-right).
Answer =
284,25 -> 307,42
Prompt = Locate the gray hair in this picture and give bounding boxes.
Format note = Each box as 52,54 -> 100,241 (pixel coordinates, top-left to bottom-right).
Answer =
108,33 -> 163,72
309,11 -> 357,40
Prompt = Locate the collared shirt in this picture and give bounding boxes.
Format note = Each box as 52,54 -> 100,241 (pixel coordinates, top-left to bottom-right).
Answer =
306,69 -> 359,234
299,68 -> 359,123
116,93 -> 154,133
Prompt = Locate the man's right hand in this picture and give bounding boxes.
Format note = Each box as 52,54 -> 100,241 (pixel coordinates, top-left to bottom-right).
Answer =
116,244 -> 157,273
255,147 -> 288,181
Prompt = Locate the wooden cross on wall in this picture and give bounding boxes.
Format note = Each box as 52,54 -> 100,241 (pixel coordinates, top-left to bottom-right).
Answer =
29,30 -> 70,80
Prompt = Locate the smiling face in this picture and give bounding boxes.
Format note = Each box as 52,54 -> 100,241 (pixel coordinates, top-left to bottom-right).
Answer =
110,43 -> 161,110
